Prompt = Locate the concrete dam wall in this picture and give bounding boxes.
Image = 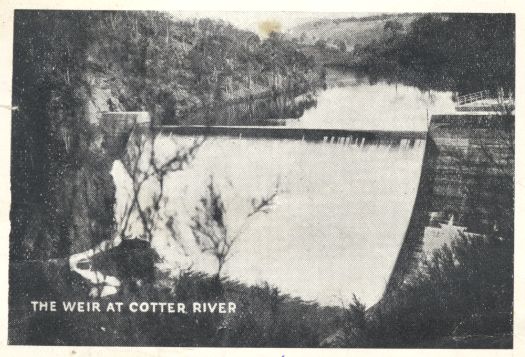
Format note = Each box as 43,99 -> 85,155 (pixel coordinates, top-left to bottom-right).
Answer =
386,114 -> 514,293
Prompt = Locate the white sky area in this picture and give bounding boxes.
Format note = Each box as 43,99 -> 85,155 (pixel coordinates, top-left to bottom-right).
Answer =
170,11 -> 380,37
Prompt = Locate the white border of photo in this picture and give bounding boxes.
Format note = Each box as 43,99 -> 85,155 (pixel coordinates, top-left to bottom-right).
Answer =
0,0 -> 522,356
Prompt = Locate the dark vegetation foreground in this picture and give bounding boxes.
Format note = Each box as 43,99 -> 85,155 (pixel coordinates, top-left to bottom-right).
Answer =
9,231 -> 512,347
10,265 -> 341,346
335,233 -> 513,348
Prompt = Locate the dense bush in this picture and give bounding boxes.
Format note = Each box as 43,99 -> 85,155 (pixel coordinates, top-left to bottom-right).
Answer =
339,233 -> 513,348
12,269 -> 340,346
339,14 -> 515,93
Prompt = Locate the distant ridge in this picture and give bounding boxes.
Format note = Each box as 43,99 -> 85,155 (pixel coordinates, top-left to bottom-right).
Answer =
286,13 -> 421,49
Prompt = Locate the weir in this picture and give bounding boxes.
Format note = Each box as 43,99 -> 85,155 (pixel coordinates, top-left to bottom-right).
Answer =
142,131 -> 425,306
100,112 -> 513,305
157,125 -> 427,147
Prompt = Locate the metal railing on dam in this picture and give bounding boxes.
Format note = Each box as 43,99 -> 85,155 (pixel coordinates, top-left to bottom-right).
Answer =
156,125 -> 428,148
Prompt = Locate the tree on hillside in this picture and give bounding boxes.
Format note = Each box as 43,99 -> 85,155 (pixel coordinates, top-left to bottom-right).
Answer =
315,39 -> 327,50
336,40 -> 347,52
384,20 -> 404,37
68,129 -> 205,297
118,132 -> 204,243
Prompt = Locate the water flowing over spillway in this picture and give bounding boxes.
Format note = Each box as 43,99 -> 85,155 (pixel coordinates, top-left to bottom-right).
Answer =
113,135 -> 426,306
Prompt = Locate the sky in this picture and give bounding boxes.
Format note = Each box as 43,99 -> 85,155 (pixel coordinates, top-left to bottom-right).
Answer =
170,11 -> 379,37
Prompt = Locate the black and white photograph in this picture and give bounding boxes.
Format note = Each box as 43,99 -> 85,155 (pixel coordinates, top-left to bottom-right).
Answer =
5,4 -> 516,349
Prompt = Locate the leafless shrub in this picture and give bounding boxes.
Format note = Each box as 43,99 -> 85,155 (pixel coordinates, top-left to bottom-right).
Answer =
118,129 -> 204,248
190,176 -> 281,276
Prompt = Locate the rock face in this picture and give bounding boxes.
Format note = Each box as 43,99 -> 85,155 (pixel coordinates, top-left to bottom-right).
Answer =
55,76 -> 131,256
386,114 -> 514,293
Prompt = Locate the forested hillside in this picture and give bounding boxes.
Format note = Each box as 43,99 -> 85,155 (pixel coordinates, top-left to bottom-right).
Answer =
309,14 -> 515,93
11,10 -> 323,262
287,14 -> 418,50
84,12 -> 321,123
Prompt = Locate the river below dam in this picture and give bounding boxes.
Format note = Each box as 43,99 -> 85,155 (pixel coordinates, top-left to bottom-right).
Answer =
112,71 -> 455,306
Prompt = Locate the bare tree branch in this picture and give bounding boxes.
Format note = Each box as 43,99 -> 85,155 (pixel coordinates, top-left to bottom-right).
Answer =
119,132 -> 205,242
190,177 -> 281,276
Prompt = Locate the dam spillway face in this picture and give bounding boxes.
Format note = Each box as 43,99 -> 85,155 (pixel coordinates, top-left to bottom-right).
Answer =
116,127 -> 427,307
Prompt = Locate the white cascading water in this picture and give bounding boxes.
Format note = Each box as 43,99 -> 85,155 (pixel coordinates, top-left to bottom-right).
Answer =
111,72 -> 454,306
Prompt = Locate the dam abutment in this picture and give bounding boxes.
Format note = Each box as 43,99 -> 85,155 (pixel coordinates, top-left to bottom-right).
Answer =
386,113 -> 515,294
